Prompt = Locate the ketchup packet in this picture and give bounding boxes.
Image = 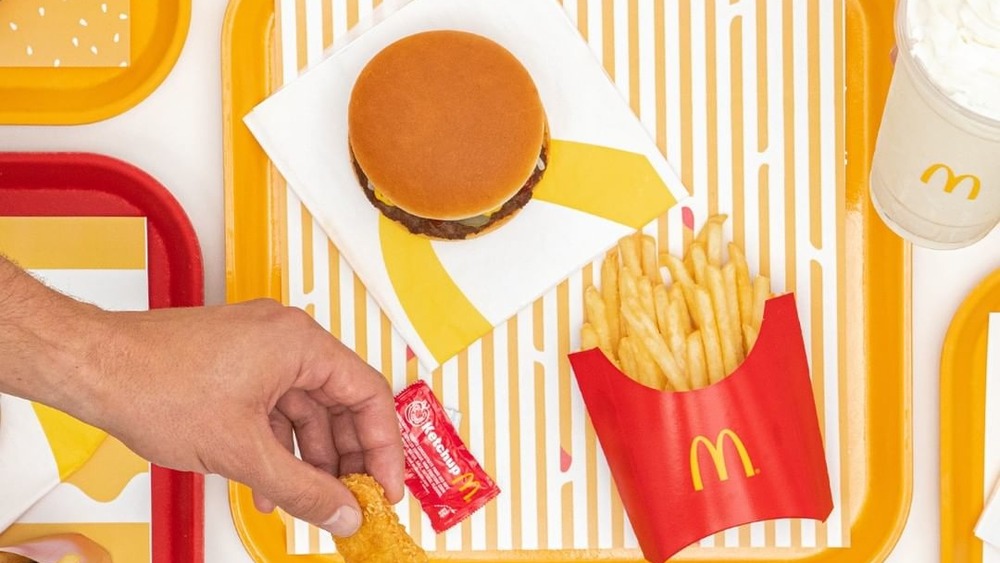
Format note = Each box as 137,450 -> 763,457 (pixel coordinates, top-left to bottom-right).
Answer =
395,380 -> 500,533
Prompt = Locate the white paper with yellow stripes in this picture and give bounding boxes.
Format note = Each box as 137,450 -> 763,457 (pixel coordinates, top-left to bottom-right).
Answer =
0,217 -> 150,535
275,0 -> 849,557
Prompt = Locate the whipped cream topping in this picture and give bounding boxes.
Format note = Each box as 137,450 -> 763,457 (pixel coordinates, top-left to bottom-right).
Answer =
907,0 -> 1000,121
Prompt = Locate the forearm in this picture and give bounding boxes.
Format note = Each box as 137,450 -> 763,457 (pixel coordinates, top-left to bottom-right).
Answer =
0,256 -> 111,421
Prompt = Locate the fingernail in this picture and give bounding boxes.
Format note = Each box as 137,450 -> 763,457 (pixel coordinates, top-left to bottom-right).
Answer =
321,506 -> 361,538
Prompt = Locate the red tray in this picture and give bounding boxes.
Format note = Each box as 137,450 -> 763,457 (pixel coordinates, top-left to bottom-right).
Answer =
0,152 -> 205,563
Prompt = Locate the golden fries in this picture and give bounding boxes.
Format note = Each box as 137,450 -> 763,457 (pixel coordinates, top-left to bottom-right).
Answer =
668,284 -> 692,334
751,275 -> 771,331
660,252 -> 693,286
580,215 -> 777,391
687,242 -> 709,286
618,234 -> 642,275
729,243 -> 753,330
743,323 -> 760,354
722,263 -> 744,361
631,333 -> 668,390
705,221 -> 724,267
600,253 -> 622,349
691,286 -> 725,384
621,296 -> 689,391
584,287 -> 614,359
581,323 -> 599,351
686,330 -> 709,389
637,277 -> 656,328
641,235 -> 660,282
619,337 -> 639,380
695,214 -> 728,245
664,295 -> 689,377
653,284 -> 671,337
705,266 -> 740,375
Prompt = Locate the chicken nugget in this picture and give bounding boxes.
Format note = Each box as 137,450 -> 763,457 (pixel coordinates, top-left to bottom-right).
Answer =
334,474 -> 428,563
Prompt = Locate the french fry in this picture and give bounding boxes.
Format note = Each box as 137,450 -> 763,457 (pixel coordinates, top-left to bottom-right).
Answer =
618,234 -> 642,275
637,277 -> 656,329
705,221 -> 724,267
653,284 -> 671,336
664,295 -> 689,378
687,242 -> 709,286
618,337 -> 639,382
743,323 -> 760,354
705,266 -> 740,375
668,284 -> 693,334
691,286 -> 725,384
722,263 -> 745,362
581,323 -> 600,351
631,333 -> 668,390
641,235 -> 661,282
686,330 -> 709,389
751,275 -> 771,331
660,252 -> 694,286
584,286 -> 614,359
619,266 -> 641,316
695,214 -> 728,245
621,296 -> 690,391
600,253 -> 622,349
729,243 -> 754,330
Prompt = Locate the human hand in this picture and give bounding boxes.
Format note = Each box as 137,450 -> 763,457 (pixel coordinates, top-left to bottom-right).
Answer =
78,300 -> 404,537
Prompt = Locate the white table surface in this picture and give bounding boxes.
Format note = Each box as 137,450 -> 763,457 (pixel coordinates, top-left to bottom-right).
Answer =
2,0 -> 999,561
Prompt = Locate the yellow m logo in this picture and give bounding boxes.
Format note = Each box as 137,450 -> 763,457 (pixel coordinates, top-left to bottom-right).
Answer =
451,472 -> 482,503
690,429 -> 758,492
921,163 -> 982,201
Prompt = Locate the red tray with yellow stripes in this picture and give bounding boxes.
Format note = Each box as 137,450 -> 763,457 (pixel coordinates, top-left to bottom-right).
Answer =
221,0 -> 911,561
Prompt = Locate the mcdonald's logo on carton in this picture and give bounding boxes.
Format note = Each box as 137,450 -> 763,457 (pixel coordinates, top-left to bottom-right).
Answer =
570,294 -> 834,563
689,429 -> 758,492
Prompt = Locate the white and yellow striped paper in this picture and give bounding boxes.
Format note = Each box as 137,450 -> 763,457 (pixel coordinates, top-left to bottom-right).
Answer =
273,0 -> 849,558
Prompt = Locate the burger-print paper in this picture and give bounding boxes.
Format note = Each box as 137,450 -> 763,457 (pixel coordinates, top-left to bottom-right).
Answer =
245,0 -> 687,369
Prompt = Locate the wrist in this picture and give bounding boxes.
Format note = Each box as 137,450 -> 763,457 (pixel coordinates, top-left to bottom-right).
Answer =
0,265 -> 117,425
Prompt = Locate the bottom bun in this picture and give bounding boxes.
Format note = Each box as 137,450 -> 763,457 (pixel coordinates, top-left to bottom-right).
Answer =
353,145 -> 547,240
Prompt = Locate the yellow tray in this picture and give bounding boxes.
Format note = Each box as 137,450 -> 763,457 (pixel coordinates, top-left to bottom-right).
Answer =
221,0 -> 911,560
0,0 -> 190,124
941,268 -> 1000,563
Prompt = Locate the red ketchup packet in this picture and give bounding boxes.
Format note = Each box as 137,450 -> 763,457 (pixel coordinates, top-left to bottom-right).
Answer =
395,380 -> 500,533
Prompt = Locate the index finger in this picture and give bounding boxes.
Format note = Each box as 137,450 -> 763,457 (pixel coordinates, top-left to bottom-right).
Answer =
301,337 -> 406,503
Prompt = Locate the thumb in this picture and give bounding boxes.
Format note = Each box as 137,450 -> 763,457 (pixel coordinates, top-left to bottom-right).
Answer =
249,435 -> 363,538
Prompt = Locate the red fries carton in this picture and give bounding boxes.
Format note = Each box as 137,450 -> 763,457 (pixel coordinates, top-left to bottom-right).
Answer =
395,380 -> 500,533
569,294 -> 833,562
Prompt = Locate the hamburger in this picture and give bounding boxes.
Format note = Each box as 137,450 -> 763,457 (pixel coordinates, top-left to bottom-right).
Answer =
348,31 -> 548,240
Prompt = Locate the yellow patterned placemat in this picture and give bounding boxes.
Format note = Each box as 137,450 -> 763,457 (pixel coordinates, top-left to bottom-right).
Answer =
275,0 -> 848,558
0,0 -> 130,67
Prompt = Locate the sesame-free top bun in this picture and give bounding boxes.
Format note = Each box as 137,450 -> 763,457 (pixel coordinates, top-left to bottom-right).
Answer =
348,30 -> 548,239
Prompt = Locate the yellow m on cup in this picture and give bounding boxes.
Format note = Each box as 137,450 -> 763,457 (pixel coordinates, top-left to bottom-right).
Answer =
689,429 -> 758,492
451,472 -> 482,503
921,163 -> 982,201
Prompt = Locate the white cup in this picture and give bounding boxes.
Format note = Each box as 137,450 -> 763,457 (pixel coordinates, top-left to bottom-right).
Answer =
869,0 -> 1000,250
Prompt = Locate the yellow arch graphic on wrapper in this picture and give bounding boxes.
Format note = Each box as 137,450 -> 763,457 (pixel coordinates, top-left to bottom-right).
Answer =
534,140 -> 677,229
381,140 -> 677,364
379,216 -> 493,365
31,403 -> 107,481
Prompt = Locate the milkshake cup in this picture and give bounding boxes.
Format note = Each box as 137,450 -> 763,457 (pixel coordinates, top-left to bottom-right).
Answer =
869,0 -> 1000,249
